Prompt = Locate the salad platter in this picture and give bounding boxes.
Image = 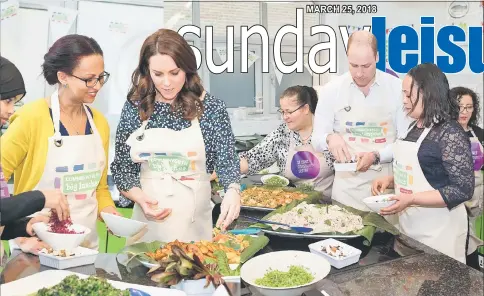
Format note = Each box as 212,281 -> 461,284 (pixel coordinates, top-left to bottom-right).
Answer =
0,270 -> 186,296
249,199 -> 400,243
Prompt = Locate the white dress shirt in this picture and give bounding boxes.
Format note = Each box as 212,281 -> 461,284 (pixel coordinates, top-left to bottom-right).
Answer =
313,69 -> 412,163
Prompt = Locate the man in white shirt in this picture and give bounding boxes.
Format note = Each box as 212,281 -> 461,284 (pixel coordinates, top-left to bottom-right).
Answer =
313,30 -> 411,211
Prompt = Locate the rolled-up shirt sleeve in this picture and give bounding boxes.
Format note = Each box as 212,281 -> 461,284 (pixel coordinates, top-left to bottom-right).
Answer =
438,124 -> 475,209
313,84 -> 337,152
110,101 -> 142,193
239,124 -> 284,175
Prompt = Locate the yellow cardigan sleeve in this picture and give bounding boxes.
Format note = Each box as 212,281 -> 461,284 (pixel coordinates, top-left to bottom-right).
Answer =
0,108 -> 32,182
92,110 -> 115,214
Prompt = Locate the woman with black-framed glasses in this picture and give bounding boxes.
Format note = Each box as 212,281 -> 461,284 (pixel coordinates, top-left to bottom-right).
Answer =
451,86 -> 484,263
0,35 -> 121,251
238,86 -> 335,198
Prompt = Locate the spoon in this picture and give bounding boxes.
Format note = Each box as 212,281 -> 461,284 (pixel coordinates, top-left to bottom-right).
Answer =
240,215 -> 313,233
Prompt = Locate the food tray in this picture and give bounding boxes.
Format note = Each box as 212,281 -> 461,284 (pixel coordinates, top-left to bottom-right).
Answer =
261,229 -> 360,240
38,247 -> 98,269
308,238 -> 362,269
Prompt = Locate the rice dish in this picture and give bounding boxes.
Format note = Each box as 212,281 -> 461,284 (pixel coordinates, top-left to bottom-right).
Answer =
268,202 -> 364,234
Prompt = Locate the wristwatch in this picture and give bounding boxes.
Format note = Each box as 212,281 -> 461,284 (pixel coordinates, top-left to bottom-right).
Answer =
372,151 -> 380,165
227,183 -> 241,194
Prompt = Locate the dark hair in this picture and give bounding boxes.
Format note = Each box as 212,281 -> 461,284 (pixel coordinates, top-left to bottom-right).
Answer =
406,63 -> 458,127
280,85 -> 318,114
42,34 -> 103,85
450,86 -> 481,127
128,29 -> 204,121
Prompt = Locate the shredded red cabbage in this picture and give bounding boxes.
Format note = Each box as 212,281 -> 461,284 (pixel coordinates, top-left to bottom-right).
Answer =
48,211 -> 84,234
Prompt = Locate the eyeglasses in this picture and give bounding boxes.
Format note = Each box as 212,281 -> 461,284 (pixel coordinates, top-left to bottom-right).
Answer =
71,71 -> 110,88
12,93 -> 26,104
459,105 -> 474,113
277,104 -> 306,116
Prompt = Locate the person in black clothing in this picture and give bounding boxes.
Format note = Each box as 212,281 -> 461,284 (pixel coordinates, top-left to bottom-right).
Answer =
450,86 -> 484,268
0,56 -> 70,243
372,63 -> 474,263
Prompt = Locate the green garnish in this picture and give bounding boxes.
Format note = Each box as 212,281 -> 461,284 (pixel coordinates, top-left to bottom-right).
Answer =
255,265 -> 314,288
211,180 -> 224,191
213,250 -> 241,276
297,208 -> 304,215
264,176 -> 287,186
33,275 -> 129,296
296,183 -> 314,192
324,220 -> 332,226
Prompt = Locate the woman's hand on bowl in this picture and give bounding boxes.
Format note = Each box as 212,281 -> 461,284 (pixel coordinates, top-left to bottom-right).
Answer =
379,194 -> 414,215
15,237 -> 50,255
371,176 -> 395,196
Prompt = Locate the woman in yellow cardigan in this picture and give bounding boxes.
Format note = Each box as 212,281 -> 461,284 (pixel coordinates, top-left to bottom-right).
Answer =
0,34 -> 120,250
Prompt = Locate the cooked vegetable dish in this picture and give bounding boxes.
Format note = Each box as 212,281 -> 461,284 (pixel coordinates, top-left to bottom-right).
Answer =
241,187 -> 308,208
33,275 -> 129,296
255,265 -> 314,287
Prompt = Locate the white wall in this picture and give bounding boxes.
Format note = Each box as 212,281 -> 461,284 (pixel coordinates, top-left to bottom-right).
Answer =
2,0 -> 482,127
1,7 -> 49,104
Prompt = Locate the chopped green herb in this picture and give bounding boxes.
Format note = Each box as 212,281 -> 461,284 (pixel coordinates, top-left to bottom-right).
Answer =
264,176 -> 287,186
324,220 -> 331,226
255,265 -> 314,288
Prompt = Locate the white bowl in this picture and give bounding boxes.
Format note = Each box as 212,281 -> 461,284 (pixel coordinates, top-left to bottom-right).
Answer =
32,222 -> 91,251
308,238 -> 362,269
171,276 -> 239,295
333,162 -> 357,172
241,251 -> 331,296
260,174 -> 290,186
100,212 -> 147,238
362,194 -> 396,213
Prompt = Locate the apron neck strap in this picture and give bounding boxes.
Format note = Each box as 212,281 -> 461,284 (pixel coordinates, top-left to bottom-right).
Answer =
50,90 -> 98,139
50,90 -> 62,141
191,118 -> 200,126
416,123 -> 433,147
469,127 -> 478,138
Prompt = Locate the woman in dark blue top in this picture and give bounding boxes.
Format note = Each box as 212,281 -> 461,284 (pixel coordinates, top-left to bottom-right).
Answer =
372,63 -> 474,262
111,29 -> 240,232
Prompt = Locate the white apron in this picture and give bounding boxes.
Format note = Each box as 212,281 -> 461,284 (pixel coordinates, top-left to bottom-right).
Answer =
127,118 -> 212,243
34,91 -> 104,250
393,123 -> 468,263
284,137 -> 334,199
465,128 -> 484,254
331,87 -> 397,211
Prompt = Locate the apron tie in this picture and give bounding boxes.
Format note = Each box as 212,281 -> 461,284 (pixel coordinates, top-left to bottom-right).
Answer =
158,173 -> 202,223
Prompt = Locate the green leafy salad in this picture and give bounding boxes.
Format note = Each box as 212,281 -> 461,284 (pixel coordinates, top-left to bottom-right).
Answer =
31,275 -> 129,296
255,265 -> 314,288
